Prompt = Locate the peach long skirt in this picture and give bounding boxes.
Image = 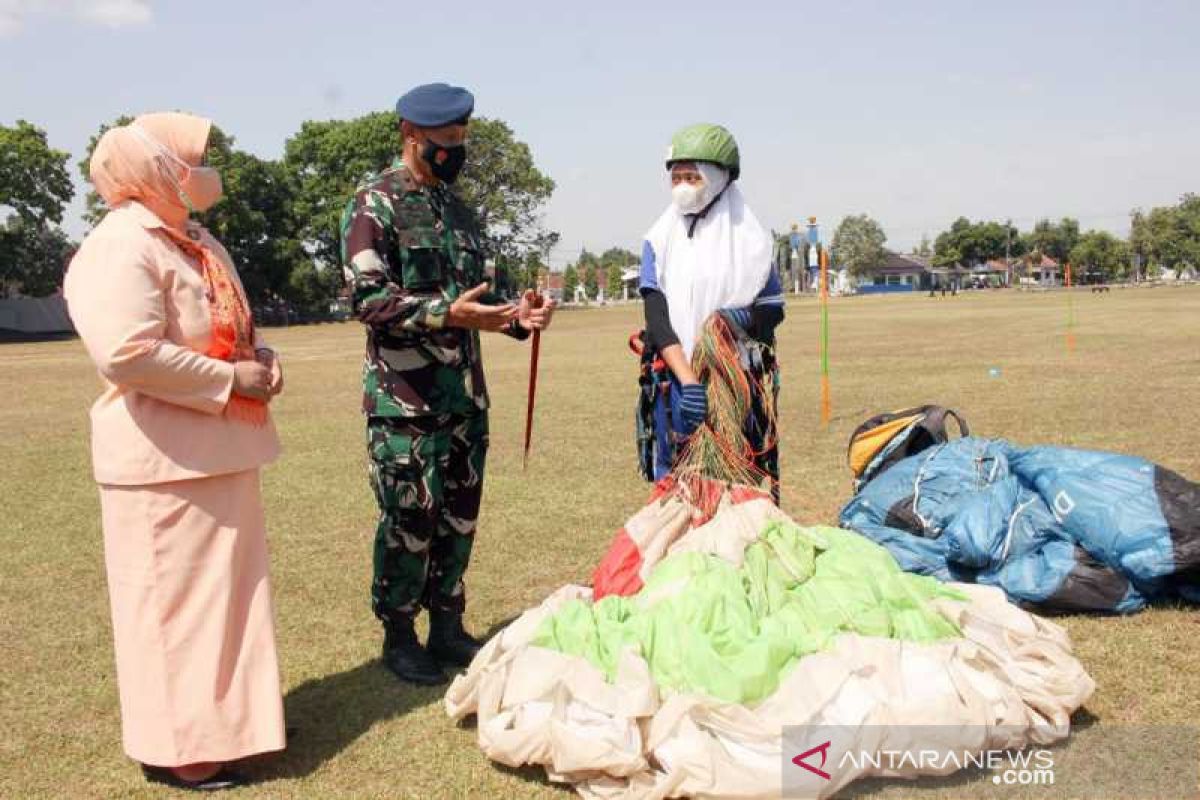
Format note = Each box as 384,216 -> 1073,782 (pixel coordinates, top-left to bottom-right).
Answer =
98,469 -> 285,767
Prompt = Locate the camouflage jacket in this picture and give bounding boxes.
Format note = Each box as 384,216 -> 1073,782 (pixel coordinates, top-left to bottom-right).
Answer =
340,158 -> 523,418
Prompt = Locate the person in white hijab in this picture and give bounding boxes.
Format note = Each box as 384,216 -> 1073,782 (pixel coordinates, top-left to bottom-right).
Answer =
638,123 -> 785,480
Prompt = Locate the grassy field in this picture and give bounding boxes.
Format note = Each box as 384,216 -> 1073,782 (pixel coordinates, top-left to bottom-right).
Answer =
2,286 -> 1198,798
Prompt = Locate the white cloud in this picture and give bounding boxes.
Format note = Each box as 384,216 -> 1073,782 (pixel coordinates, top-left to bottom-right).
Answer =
0,0 -> 30,36
0,0 -> 151,36
78,0 -> 150,27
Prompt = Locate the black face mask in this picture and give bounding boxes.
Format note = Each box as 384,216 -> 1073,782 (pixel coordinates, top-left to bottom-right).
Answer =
421,139 -> 467,183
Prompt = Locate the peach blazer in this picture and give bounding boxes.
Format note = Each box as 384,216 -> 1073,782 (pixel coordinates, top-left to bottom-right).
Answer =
65,201 -> 280,485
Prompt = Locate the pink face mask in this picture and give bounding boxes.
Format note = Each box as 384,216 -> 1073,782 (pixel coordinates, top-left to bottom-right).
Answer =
129,123 -> 224,213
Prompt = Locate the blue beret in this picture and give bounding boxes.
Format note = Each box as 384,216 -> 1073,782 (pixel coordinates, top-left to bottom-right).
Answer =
395,83 -> 475,127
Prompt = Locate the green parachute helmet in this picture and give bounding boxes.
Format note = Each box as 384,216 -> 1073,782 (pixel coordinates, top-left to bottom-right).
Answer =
665,123 -> 740,180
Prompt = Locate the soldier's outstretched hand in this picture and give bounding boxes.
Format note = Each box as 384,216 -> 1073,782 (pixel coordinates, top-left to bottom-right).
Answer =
447,282 -> 518,332
517,290 -> 557,331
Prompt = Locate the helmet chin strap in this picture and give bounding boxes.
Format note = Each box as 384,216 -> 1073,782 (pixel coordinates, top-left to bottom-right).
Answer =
684,182 -> 732,238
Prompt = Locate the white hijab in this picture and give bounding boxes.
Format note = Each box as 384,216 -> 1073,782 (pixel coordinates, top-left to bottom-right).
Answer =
645,164 -> 773,359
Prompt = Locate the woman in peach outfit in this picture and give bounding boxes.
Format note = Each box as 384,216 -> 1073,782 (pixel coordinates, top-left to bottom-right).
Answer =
64,112 -> 286,790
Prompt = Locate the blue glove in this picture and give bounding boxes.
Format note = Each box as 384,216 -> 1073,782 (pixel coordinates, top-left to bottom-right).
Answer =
721,306 -> 753,330
675,383 -> 709,435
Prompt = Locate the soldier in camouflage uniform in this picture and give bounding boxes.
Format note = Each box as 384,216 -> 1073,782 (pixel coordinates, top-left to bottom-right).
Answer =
341,83 -> 555,685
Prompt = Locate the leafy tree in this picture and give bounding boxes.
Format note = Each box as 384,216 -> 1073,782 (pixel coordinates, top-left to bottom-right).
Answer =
1130,195 -> 1200,276
201,131 -> 311,308
583,264 -> 599,300
934,217 -> 1021,267
283,113 -> 557,274
0,120 -> 75,296
1,120 -> 74,225
282,111 -> 399,271
600,246 -> 637,269
575,246 -> 638,299
517,250 -> 546,293
932,218 -> 968,267
523,234 -> 561,294
1023,218 -> 1080,264
1069,230 -> 1130,281
0,216 -> 74,297
285,260 -> 330,312
1129,209 -> 1153,276
456,118 -> 557,267
831,213 -> 886,277
606,263 -> 624,300
562,264 -> 579,302
1138,206 -> 1185,271
1179,193 -> 1200,261
572,248 -> 602,300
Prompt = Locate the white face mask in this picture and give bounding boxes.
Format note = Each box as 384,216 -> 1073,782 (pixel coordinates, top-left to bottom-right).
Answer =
672,181 -> 706,214
129,124 -> 223,213
670,162 -> 731,215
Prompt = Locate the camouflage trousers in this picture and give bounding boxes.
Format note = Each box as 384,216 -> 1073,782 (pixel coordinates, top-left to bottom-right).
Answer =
367,412 -> 488,625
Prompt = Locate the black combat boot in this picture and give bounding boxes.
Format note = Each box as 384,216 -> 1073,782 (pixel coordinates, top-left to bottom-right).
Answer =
426,609 -> 484,668
382,618 -> 446,685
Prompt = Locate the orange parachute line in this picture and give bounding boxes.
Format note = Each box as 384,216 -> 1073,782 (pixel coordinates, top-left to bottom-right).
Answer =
672,315 -> 778,495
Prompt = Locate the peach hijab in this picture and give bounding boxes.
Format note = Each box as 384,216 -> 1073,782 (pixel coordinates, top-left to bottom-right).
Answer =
91,112 -> 211,224
89,113 -> 266,425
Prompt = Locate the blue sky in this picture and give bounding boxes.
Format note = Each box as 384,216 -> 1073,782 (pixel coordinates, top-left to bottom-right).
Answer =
3,0 -> 1199,265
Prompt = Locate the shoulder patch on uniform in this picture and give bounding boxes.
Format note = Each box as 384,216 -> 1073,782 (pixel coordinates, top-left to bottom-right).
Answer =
368,163 -> 417,195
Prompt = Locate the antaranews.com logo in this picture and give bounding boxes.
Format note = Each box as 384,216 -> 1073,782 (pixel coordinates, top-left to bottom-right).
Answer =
791,740 -> 1054,786
782,724 -> 1199,799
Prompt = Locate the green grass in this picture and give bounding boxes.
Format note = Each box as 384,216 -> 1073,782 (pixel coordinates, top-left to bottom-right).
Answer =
2,286 -> 1198,798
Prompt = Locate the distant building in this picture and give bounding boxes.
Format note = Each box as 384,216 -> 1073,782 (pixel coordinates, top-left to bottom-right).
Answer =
856,252 -> 934,293
853,251 -> 1008,293
1018,255 -> 1061,286
620,266 -> 640,300
1160,265 -> 1198,282
544,271 -> 565,303
973,259 -> 1014,287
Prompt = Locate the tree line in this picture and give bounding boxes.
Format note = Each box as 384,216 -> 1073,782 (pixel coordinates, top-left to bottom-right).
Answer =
1,115 -> 557,311
816,197 -> 1200,282
6,114 -> 1196,304
559,247 -> 639,302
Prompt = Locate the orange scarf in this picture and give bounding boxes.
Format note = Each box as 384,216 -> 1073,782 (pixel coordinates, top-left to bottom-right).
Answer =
161,225 -> 268,426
